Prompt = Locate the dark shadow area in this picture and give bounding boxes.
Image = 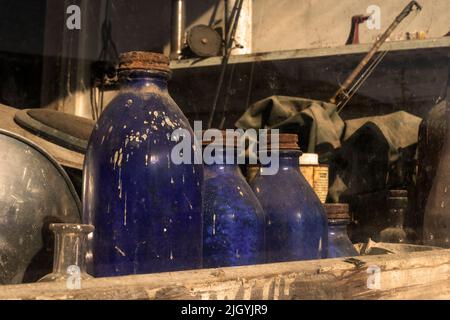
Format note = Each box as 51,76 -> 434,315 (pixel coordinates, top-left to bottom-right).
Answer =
22,216 -> 63,283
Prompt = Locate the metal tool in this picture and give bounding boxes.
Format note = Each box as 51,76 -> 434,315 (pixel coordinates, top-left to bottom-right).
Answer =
346,14 -> 372,45
331,1 -> 422,110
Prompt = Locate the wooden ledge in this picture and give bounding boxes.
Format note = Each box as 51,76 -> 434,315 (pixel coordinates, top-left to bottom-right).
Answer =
0,249 -> 449,300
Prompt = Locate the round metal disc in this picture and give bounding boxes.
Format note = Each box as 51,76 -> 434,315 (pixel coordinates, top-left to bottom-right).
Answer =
187,25 -> 222,57
14,109 -> 95,153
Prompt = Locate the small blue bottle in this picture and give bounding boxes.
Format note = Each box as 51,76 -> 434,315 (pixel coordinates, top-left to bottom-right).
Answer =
250,134 -> 328,262
202,131 -> 265,268
324,204 -> 359,258
83,52 -> 203,277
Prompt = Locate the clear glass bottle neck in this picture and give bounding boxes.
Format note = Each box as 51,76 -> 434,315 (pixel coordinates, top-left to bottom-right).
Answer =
52,230 -> 89,275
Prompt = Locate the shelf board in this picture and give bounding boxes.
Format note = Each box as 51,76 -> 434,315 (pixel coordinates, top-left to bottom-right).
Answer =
0,248 -> 449,300
171,37 -> 450,70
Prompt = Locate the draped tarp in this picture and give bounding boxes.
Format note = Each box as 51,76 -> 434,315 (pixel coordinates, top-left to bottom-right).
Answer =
236,95 -> 422,202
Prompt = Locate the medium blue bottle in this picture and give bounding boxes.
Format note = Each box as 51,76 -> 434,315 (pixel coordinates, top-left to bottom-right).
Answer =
202,132 -> 265,268
250,134 -> 328,262
83,52 -> 203,277
324,204 -> 359,258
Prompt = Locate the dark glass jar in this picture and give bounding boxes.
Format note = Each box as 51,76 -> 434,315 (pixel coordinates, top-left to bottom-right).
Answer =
324,204 -> 358,258
379,190 -> 408,243
423,67 -> 450,248
250,134 -> 328,262
83,51 -> 203,277
202,132 -> 265,268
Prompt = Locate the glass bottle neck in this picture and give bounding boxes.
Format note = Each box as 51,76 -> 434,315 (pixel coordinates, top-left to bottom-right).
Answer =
52,230 -> 89,275
119,70 -> 169,91
204,149 -> 242,173
328,219 -> 350,228
274,150 -> 301,170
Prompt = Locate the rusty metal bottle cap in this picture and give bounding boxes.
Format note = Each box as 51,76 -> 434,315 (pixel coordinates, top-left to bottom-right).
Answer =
263,133 -> 300,151
201,130 -> 240,148
324,203 -> 351,220
279,134 -> 300,150
118,51 -> 171,75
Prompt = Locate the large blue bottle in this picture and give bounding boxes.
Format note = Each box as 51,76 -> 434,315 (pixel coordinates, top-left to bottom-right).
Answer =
83,52 -> 203,277
202,132 -> 265,268
250,134 -> 328,262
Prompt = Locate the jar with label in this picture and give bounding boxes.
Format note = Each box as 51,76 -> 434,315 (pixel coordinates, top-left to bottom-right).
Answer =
299,153 -> 329,203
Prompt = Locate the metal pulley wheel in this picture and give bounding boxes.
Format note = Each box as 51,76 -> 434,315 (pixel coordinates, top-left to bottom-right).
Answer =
186,24 -> 222,57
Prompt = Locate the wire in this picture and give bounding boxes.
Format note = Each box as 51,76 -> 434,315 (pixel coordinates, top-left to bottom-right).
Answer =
207,0 -> 244,129
90,0 -> 119,120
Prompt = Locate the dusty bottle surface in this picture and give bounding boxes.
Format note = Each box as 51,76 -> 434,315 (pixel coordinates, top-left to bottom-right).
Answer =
423,65 -> 450,248
325,204 -> 358,258
250,133 -> 328,262
202,131 -> 265,268
83,51 -> 203,277
38,223 -> 94,283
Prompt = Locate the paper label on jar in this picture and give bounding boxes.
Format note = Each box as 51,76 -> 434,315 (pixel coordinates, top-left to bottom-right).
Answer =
313,165 -> 329,203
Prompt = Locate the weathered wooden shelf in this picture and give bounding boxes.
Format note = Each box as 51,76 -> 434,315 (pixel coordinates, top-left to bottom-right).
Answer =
1,249 -> 449,300
170,37 -> 450,70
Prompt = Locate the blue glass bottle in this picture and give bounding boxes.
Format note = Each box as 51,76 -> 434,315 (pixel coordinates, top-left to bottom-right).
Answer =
83,52 -> 203,277
324,204 -> 359,258
202,132 -> 265,268
250,134 -> 328,262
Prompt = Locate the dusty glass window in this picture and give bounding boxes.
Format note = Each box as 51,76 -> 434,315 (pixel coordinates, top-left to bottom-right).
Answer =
0,0 -> 448,300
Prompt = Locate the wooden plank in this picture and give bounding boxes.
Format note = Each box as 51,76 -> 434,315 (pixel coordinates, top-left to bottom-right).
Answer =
170,38 -> 450,70
0,249 -> 449,300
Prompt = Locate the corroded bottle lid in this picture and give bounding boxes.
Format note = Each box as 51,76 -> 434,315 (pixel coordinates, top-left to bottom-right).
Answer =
324,203 -> 350,220
118,51 -> 171,74
201,130 -> 241,147
262,132 -> 300,150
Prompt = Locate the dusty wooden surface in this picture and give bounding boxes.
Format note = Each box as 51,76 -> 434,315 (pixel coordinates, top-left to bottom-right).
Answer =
0,249 -> 449,300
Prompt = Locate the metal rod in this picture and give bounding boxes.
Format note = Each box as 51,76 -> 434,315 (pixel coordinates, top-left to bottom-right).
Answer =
170,0 -> 186,60
330,1 -> 422,105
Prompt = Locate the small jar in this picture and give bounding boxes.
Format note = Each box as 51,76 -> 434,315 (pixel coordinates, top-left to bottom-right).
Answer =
299,153 -> 329,203
325,204 -> 358,258
39,223 -> 94,283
